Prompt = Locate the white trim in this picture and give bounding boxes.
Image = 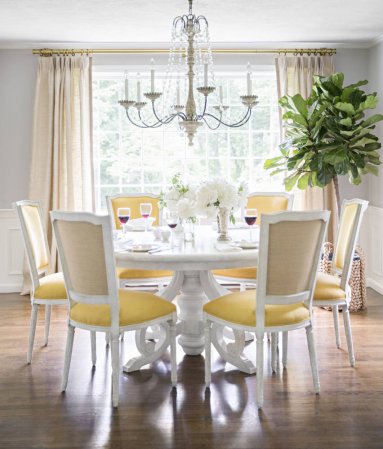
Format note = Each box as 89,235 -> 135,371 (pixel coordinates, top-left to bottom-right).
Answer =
367,277 -> 383,295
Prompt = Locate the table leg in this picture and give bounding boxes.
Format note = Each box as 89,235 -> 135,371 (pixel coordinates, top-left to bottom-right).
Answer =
177,271 -> 207,355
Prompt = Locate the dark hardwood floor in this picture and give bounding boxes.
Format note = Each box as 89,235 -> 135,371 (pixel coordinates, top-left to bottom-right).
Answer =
0,289 -> 382,449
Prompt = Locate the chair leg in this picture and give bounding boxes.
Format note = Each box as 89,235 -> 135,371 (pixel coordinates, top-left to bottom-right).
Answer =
306,324 -> 320,394
271,332 -> 279,373
90,331 -> 97,366
27,304 -> 39,364
333,305 -> 341,348
282,331 -> 288,369
342,305 -> 355,367
204,320 -> 212,387
62,325 -> 75,392
170,321 -> 177,387
44,305 -> 51,346
110,332 -> 120,408
256,333 -> 265,409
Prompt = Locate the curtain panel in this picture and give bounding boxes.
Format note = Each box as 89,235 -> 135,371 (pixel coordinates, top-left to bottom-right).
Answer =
275,55 -> 338,242
23,55 -> 94,291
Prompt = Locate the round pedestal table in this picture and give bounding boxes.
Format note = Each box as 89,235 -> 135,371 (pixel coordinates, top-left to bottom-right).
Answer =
115,225 -> 259,375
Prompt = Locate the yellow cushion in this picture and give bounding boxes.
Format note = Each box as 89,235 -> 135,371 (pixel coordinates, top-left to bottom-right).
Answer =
70,289 -> 176,327
212,267 -> 257,280
203,290 -> 309,327
314,272 -> 346,300
34,272 -> 67,300
111,196 -> 160,230
117,267 -> 173,279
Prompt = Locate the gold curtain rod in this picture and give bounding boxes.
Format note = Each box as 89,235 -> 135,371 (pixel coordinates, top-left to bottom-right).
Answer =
33,47 -> 336,57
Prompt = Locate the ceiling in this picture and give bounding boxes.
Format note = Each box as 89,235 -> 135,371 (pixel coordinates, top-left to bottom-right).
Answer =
1,0 -> 383,47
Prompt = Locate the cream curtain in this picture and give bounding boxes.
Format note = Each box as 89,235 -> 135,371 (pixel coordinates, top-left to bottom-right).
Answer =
275,55 -> 338,242
23,55 -> 94,292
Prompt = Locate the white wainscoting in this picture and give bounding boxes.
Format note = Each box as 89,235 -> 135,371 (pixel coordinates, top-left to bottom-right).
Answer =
359,205 -> 383,295
0,209 -> 24,293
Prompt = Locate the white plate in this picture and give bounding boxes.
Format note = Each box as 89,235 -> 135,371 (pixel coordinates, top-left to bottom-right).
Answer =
126,225 -> 154,232
232,240 -> 259,249
129,244 -> 160,252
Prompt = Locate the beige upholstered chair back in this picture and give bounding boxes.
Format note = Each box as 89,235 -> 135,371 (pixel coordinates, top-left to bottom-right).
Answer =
51,212 -> 118,314
15,200 -> 50,288
266,219 -> 325,296
246,192 -> 293,225
106,193 -> 161,230
256,211 -> 329,327
332,199 -> 368,290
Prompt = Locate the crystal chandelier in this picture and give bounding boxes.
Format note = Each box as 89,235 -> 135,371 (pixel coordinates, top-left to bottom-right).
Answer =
118,0 -> 258,145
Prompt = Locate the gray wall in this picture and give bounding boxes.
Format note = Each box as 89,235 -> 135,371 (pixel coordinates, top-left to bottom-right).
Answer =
0,47 -> 377,209
0,50 -> 37,208
368,41 -> 383,207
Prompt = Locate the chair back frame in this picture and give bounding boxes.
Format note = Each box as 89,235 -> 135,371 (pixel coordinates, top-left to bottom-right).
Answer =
51,211 -> 120,336
256,210 -> 330,334
333,199 -> 368,291
14,200 -> 51,292
106,192 -> 163,229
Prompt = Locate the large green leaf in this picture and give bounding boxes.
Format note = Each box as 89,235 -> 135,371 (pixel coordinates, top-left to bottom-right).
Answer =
361,114 -> 383,128
335,102 -> 356,115
297,173 -> 310,190
357,94 -> 378,112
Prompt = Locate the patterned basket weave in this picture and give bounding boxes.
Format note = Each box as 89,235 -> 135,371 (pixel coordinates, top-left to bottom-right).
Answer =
319,242 -> 367,312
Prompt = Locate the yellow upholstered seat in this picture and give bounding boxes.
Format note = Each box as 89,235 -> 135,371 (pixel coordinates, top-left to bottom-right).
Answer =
70,289 -> 176,327
212,266 -> 257,280
117,267 -> 173,279
34,272 -> 68,300
314,272 -> 346,300
203,290 -> 309,327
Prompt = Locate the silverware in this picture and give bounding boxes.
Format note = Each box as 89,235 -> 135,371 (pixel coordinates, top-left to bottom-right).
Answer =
148,247 -> 168,254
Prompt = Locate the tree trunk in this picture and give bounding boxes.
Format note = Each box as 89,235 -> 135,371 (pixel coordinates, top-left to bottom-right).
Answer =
333,175 -> 341,217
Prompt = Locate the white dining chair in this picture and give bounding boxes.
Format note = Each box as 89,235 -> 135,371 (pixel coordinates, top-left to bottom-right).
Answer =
212,192 -> 293,290
106,193 -> 173,289
204,210 -> 329,409
51,211 -> 178,407
312,198 -> 369,367
14,200 -> 68,363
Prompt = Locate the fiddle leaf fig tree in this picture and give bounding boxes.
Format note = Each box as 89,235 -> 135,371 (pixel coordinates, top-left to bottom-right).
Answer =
265,72 -> 383,212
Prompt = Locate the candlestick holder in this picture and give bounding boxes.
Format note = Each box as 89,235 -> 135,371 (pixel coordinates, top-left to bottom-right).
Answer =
118,100 -> 136,109
134,102 -> 147,111
197,86 -> 216,96
144,92 -> 163,102
173,104 -> 185,113
213,105 -> 229,113
240,95 -> 258,108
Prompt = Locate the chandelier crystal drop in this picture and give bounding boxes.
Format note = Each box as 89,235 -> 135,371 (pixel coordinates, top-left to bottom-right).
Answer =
118,0 -> 258,145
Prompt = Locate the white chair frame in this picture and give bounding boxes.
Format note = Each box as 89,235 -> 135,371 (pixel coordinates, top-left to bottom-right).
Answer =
106,193 -> 171,289
215,192 -> 294,290
51,211 -> 177,407
313,198 -> 369,367
204,210 -> 330,409
14,200 -> 67,363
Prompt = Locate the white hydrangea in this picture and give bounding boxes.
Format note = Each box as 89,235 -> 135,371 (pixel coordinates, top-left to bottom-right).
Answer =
177,198 -> 197,220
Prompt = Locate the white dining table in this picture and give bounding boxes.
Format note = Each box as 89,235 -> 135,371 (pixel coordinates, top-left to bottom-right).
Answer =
115,225 -> 259,375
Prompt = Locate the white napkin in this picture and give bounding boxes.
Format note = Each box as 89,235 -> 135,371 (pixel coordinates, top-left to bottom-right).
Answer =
215,243 -> 243,252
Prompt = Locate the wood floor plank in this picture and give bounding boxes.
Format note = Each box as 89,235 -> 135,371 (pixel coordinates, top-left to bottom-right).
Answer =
0,290 -> 382,448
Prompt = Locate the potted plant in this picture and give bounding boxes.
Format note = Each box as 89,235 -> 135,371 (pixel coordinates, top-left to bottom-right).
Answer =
265,72 -> 383,213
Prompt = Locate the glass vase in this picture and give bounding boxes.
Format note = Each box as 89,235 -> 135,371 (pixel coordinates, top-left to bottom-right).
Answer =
184,219 -> 195,243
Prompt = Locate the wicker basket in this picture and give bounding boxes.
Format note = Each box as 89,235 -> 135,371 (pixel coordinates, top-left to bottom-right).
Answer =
319,242 -> 367,312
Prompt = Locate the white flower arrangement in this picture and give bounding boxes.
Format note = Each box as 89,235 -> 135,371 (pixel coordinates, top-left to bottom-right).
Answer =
196,179 -> 248,223
159,173 -> 197,222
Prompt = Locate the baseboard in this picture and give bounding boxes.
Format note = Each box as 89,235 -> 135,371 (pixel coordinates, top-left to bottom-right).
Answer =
0,284 -> 22,294
366,277 -> 383,295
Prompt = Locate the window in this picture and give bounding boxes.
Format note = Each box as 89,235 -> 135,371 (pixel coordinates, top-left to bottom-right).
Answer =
93,69 -> 282,212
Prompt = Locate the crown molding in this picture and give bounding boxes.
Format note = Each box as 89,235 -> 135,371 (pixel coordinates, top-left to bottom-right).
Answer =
0,39 -> 380,51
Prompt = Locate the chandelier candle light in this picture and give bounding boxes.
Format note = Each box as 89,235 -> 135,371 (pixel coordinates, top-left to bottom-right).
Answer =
118,0 -> 258,145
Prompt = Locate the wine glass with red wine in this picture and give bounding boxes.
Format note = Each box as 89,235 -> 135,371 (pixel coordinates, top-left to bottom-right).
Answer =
166,213 -> 178,247
244,208 -> 257,241
140,203 -> 152,232
117,207 -> 131,236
